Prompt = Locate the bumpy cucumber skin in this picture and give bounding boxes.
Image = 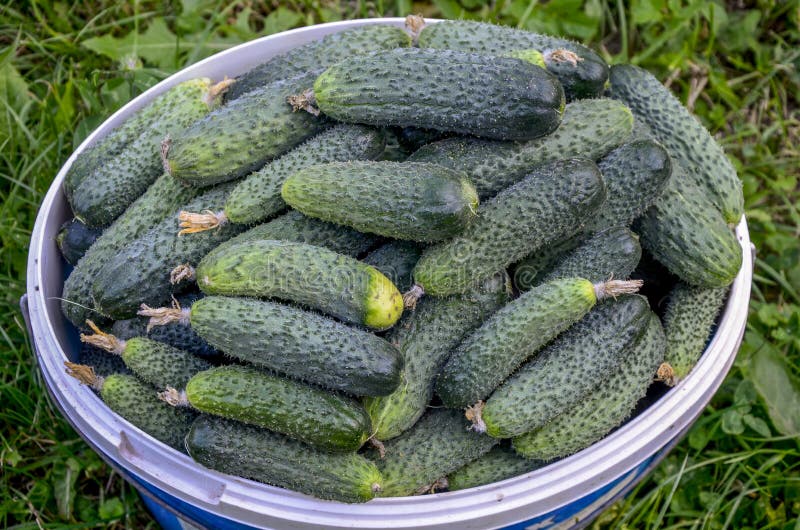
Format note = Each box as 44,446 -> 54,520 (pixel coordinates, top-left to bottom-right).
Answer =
482,295 -> 651,438
313,48 -> 564,141
190,296 -> 402,396
413,158 -> 606,296
80,344 -> 132,378
187,416 -> 382,503
362,241 -> 423,294
196,239 -> 403,330
511,236 -> 583,291
185,365 -> 371,452
436,278 -> 598,408
662,282 -> 728,382
418,20 -> 609,101
447,445 -> 543,491
513,311 -> 666,460
226,25 -> 412,101
283,161 -> 478,242
57,219 -> 102,266
71,79 -> 216,227
90,183 -> 242,320
120,337 -> 212,390
408,98 -> 632,199
365,273 -> 511,441
168,71 -> 328,187
100,374 -> 197,452
61,173 -> 200,327
375,408 -> 497,497
223,125 -> 386,225
610,64 -> 743,224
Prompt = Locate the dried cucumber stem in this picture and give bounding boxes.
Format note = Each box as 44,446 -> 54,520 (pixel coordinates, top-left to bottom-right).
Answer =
287,89 -> 319,116
402,284 -> 425,310
656,362 -> 677,386
160,136 -> 172,175
65,362 -> 105,392
415,477 -> 448,495
138,302 -> 190,330
178,210 -> 228,235
405,15 -> 426,45
465,400 -> 487,433
545,49 -> 582,66
593,279 -> 644,300
158,386 -> 190,407
80,320 -> 126,355
170,264 -> 196,285
204,78 -> 236,108
369,437 -> 387,459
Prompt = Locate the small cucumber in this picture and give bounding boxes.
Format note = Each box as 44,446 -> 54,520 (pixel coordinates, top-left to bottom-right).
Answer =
446,445 -> 543,491
79,344 -> 131,378
182,365 -> 372,452
304,47 -> 564,141
374,408 -> 497,497
408,98 -> 632,199
186,416 -> 383,503
57,219 -> 102,266
195,239 -> 403,330
435,277 -> 643,409
362,241 -> 423,294
410,158 -> 606,298
282,161 -> 478,242
513,311 -> 666,460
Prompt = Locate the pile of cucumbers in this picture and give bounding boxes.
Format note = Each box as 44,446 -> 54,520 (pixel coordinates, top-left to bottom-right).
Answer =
59,16 -> 743,503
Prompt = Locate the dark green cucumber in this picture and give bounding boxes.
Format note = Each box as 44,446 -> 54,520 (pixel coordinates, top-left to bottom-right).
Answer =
374,408 -> 497,497
71,78 -> 223,227
184,296 -> 402,396
661,282 -> 728,385
282,161 -> 478,242
408,98 -> 632,198
411,158 -> 606,297
195,239 -> 403,330
513,311 -> 666,460
362,241 -> 423,294
226,25 -> 412,101
511,236 -> 583,291
167,71 -> 328,187
308,48 -> 564,141
479,295 -> 651,438
417,19 -> 608,101
446,445 -> 543,491
610,64 -> 743,224
184,365 -> 371,452
79,344 -> 131,378
364,272 -> 511,441
186,416 -> 383,503
57,219 -> 102,266
436,277 -> 643,408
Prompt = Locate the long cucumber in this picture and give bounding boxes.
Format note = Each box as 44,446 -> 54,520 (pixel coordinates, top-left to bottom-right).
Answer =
446,445 -> 543,491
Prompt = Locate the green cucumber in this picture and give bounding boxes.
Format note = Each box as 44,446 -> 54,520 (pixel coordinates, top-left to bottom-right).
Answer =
446,445 -> 543,491
477,295 -> 651,438
182,365 -> 371,452
513,311 -> 666,460
226,25 -> 412,101
79,344 -> 131,378
435,277 -> 643,408
57,219 -> 102,266
186,416 -> 383,503
305,48 -> 564,141
365,272 -> 511,441
362,241 -> 423,294
410,158 -> 606,298
375,408 -> 497,497
282,161 -> 478,242
416,19 -> 609,101
407,98 -> 632,198
167,71 -> 329,187
660,282 -> 728,385
610,64 -> 743,224
195,239 -> 403,330
510,236 -> 583,291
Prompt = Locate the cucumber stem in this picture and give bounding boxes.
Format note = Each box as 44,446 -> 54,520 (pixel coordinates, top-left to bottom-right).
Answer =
80,320 -> 126,355
369,437 -> 386,459
404,15 -> 426,45
656,362 -> 677,386
178,210 -> 228,235
137,300 -> 189,331
465,400 -> 487,433
593,279 -> 644,301
170,264 -> 196,285
286,89 -> 319,116
402,284 -> 425,310
158,386 -> 190,407
160,136 -> 172,176
205,77 -> 236,108
65,362 -> 105,392
544,49 -> 582,67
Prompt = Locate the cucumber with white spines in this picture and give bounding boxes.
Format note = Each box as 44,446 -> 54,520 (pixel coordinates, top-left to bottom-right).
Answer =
446,445 -> 543,491
362,241 -> 423,294
57,219 -> 102,266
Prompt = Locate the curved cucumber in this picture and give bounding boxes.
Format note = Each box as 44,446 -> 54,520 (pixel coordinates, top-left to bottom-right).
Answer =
282,161 -> 478,242
412,158 -> 606,297
362,241 -> 423,294
195,239 -> 403,330
186,416 -> 383,503
310,47 -> 564,141
447,445 -> 543,491
185,365 -> 371,452
57,219 -> 102,266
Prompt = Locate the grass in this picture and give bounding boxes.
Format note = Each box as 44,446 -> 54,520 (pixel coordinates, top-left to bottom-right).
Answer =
0,0 -> 798,528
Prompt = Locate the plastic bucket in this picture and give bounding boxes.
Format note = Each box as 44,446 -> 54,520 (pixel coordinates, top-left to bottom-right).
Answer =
22,17 -> 753,530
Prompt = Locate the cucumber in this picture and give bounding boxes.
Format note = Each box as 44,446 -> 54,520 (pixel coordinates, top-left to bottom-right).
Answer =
182,365 -> 371,452
610,64 -> 743,224
167,71 -> 329,187
282,161 -> 479,242
511,236 -> 583,291
364,272 -> 511,441
374,408 -> 497,497
196,239 -> 403,330
416,19 -> 608,101
225,25 -> 412,101
79,344 -> 131,378
435,277 -> 643,409
362,241 -> 423,294
477,295 -> 651,438
513,311 -> 666,460
56,219 -> 102,266
409,158 -> 606,299
446,445 -> 543,491
71,78 -> 226,227
303,47 -> 564,141
660,282 -> 728,385
407,98 -> 632,198
186,416 -> 383,503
